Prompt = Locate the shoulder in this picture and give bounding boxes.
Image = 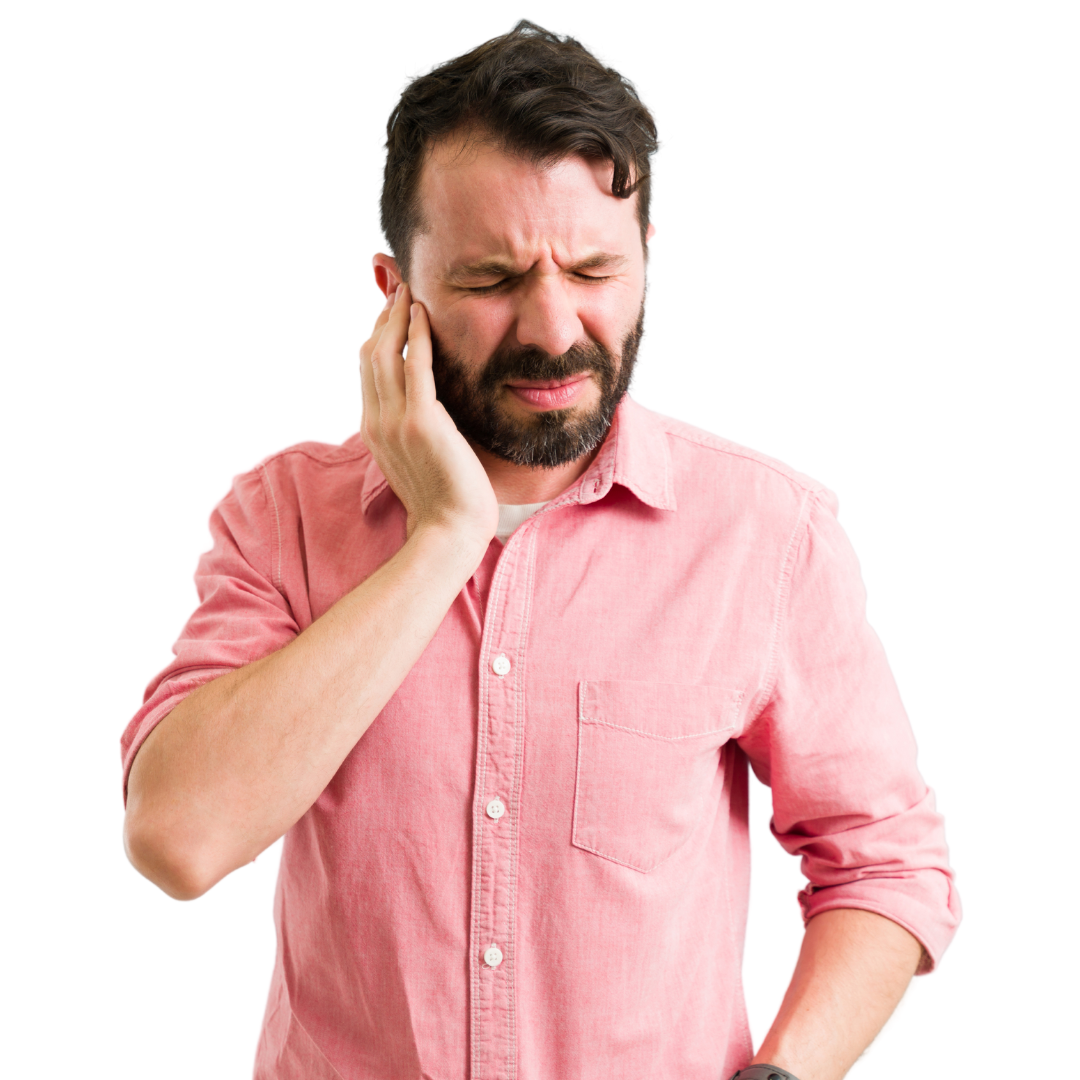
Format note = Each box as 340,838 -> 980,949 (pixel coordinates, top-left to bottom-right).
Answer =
223,432 -> 375,520
256,431 -> 371,476
218,429 -> 371,496
630,401 -> 837,518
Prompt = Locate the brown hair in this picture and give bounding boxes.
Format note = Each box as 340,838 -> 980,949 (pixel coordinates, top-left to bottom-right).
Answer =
380,20 -> 659,280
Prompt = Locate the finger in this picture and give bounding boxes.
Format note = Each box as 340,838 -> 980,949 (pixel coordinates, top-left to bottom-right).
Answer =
404,302 -> 437,411
360,285 -> 397,364
358,328 -> 380,425
361,284 -> 401,368
362,285 -> 397,347
378,280 -> 399,321
371,285 -> 409,404
360,289 -> 399,419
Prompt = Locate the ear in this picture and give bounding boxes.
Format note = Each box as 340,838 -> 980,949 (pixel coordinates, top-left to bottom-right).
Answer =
645,223 -> 656,242
372,254 -> 404,298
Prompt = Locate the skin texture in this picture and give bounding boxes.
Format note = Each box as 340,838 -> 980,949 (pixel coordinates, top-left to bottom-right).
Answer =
752,908 -> 924,1080
371,132 -> 656,503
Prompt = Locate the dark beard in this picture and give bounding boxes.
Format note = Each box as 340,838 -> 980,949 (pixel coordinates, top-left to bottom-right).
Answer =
430,303 -> 644,469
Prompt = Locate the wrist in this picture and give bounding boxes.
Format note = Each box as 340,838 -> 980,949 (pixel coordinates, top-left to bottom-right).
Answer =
729,1067 -> 802,1080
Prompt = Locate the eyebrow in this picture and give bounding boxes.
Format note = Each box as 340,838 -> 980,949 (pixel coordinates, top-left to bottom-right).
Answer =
444,251 -> 628,285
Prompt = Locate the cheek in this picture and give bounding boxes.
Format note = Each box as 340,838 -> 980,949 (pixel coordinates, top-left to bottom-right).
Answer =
425,310 -> 458,355
579,287 -> 644,352
430,299 -> 515,358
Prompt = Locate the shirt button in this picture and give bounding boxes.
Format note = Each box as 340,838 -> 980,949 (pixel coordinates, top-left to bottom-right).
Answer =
492,654 -> 511,676
483,945 -> 504,968
486,797 -> 506,820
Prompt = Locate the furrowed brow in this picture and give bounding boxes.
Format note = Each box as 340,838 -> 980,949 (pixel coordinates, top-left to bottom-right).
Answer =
444,251 -> 629,286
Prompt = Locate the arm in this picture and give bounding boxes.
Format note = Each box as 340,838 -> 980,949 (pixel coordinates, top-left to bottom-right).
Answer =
750,908 -> 923,1080
124,285 -> 497,900
125,521 -> 482,900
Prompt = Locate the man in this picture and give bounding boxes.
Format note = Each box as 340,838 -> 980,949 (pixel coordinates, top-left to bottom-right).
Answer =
122,21 -> 959,1080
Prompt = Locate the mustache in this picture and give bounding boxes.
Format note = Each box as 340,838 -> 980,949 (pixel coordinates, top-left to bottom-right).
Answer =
475,341 -> 616,392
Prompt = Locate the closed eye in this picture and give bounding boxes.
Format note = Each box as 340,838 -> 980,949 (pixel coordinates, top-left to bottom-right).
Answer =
465,272 -> 613,295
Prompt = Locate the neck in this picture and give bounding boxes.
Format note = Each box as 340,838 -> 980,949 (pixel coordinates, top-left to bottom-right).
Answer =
472,443 -> 601,504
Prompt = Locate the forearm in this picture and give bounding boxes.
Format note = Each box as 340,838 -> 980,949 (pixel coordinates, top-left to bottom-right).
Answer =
124,524 -> 484,899
751,908 -> 923,1080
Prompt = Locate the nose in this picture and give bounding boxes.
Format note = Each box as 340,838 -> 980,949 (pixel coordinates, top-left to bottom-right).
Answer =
512,275 -> 585,357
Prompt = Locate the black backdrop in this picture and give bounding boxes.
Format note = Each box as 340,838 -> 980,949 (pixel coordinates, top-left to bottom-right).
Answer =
111,14 -> 972,1071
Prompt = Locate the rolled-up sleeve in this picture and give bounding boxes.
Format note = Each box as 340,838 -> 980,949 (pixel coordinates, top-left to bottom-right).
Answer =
738,490 -> 961,972
120,466 -> 300,797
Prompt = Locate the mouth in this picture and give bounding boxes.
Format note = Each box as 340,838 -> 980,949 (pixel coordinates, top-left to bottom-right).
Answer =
504,374 -> 592,410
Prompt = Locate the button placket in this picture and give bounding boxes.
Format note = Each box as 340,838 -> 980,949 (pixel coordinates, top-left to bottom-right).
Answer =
470,533 -> 536,1080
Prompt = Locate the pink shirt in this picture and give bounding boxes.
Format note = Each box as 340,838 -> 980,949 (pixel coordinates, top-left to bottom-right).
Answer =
121,398 -> 959,1080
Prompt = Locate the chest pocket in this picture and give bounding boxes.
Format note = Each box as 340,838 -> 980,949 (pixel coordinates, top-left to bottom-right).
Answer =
572,680 -> 742,873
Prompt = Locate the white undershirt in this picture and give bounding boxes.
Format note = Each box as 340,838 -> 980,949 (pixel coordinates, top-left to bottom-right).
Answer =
495,501 -> 549,544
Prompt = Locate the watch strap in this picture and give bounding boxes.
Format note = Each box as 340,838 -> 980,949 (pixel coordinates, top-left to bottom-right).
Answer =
728,1066 -> 801,1080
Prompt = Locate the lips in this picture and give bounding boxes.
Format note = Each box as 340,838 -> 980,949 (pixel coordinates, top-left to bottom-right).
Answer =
507,375 -> 591,408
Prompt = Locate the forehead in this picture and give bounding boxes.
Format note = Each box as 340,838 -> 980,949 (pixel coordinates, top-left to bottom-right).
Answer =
413,138 -> 639,268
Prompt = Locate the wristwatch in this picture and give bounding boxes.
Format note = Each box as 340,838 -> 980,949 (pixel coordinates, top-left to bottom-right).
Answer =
727,1067 -> 801,1080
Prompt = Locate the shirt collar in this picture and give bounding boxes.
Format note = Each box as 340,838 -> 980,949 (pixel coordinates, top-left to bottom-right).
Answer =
360,395 -> 676,516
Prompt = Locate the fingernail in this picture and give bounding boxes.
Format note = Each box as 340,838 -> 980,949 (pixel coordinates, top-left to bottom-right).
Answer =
410,303 -> 419,317
383,291 -> 394,310
395,284 -> 403,300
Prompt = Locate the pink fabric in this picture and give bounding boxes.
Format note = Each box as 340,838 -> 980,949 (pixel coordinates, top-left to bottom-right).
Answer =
121,398 -> 960,1080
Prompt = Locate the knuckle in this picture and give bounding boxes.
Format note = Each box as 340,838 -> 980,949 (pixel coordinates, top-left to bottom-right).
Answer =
400,415 -> 423,443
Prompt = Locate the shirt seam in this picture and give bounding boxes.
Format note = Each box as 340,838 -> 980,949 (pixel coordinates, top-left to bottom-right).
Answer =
257,462 -> 284,593
578,717 -> 736,741
258,443 -> 369,470
660,425 -> 829,501
754,488 -> 819,716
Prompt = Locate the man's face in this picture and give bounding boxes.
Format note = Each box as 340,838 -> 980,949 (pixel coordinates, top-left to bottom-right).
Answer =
405,139 -> 649,468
